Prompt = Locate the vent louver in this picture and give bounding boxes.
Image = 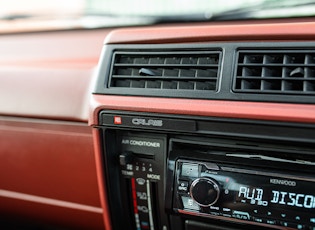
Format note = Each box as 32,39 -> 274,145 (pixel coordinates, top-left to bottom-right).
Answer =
234,51 -> 315,95
109,51 -> 221,92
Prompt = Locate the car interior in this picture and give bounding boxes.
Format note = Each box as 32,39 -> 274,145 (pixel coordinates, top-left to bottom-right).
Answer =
1,0 -> 315,229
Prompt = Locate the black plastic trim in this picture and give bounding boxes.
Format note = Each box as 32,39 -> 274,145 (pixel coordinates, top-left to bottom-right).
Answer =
94,42 -> 315,104
98,110 -> 315,146
98,110 -> 315,230
234,50 -> 315,95
109,50 -> 222,92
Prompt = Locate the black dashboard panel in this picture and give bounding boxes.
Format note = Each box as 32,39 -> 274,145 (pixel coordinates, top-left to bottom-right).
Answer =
94,42 -> 315,104
96,110 -> 315,230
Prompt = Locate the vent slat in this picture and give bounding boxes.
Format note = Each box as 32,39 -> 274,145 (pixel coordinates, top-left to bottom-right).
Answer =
234,51 -> 315,95
238,64 -> 315,67
114,64 -> 219,68
112,75 -> 218,80
109,52 -> 221,91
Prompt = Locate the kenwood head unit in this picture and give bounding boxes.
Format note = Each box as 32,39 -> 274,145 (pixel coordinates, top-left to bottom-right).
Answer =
97,110 -> 315,230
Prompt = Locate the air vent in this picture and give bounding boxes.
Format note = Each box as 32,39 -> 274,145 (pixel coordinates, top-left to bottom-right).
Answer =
109,51 -> 221,92
234,51 -> 315,95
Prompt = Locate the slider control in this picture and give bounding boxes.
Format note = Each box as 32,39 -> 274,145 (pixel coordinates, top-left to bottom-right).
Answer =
119,152 -> 134,166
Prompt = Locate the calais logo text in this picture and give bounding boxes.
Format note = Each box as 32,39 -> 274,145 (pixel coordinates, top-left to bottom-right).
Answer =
132,118 -> 163,127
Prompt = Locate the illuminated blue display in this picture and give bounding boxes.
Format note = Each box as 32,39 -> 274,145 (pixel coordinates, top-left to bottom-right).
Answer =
238,186 -> 315,209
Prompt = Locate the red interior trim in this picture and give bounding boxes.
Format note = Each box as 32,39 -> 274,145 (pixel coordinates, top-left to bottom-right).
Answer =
105,20 -> 315,44
0,196 -> 104,229
90,95 -> 315,125
0,117 -> 104,228
0,118 -> 101,206
0,57 -> 99,69
92,128 -> 112,230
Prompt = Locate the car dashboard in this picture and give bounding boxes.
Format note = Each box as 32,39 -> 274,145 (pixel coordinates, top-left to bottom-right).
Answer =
1,18 -> 315,230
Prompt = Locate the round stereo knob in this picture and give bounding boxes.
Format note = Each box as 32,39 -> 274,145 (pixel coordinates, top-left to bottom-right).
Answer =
190,178 -> 220,207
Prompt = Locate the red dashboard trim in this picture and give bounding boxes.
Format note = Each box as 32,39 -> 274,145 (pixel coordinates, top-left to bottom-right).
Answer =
92,128 -> 113,230
0,189 -> 103,213
0,196 -> 104,229
0,29 -> 110,122
90,95 -> 315,125
0,118 -> 100,205
105,20 -> 315,44
0,57 -> 99,69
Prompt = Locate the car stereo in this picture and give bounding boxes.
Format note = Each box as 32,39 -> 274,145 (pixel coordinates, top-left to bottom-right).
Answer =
173,159 -> 315,229
98,110 -> 315,230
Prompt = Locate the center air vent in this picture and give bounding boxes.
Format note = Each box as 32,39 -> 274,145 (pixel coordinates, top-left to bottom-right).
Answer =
109,51 -> 221,92
234,50 -> 315,95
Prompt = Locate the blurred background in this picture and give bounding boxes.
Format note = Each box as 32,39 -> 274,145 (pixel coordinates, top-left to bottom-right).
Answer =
0,0 -> 262,33
1,0 -> 315,33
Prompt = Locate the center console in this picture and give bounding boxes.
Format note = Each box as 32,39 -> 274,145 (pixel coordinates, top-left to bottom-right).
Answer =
96,110 -> 315,230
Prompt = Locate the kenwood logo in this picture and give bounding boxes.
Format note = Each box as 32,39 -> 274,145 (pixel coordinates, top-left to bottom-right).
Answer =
270,178 -> 296,186
132,118 -> 163,127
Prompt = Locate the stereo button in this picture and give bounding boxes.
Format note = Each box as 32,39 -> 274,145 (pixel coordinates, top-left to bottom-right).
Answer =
181,196 -> 200,211
232,210 -> 250,220
178,181 -> 189,192
181,163 -> 199,177
253,217 -> 263,223
265,219 -> 276,225
280,222 -> 305,229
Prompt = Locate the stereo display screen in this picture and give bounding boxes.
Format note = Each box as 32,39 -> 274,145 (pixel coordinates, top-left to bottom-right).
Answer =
175,160 -> 315,229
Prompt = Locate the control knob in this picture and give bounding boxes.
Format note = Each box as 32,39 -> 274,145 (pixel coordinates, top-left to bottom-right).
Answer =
190,178 -> 220,207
